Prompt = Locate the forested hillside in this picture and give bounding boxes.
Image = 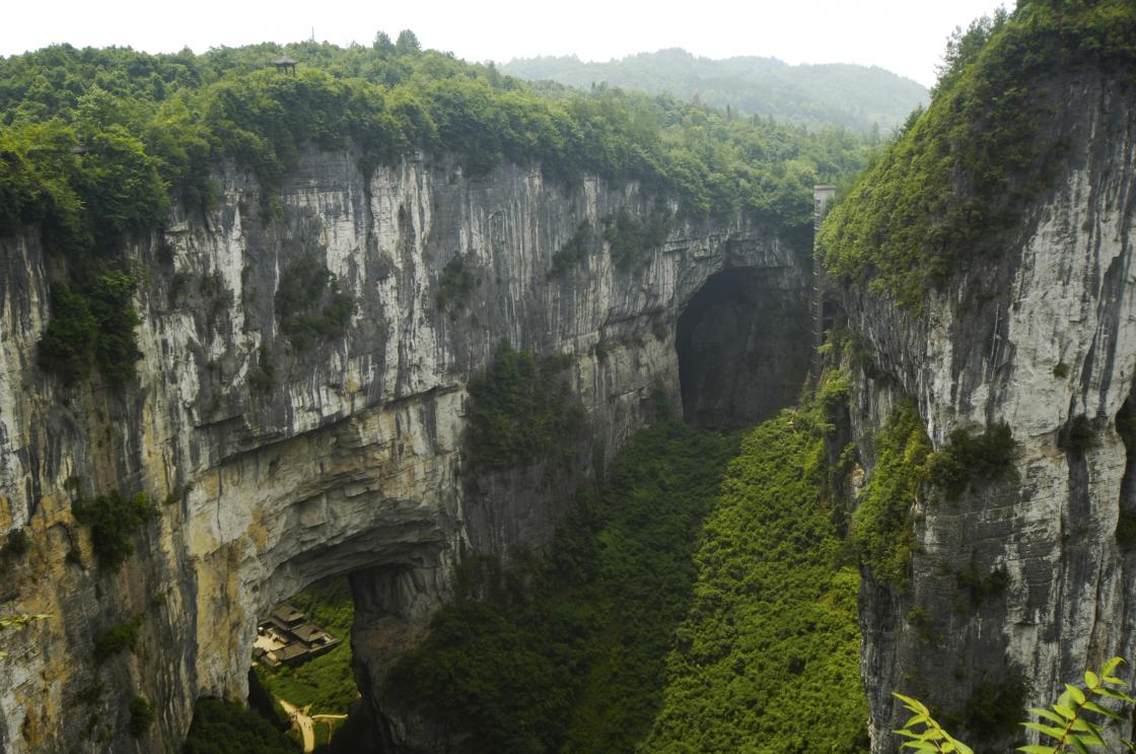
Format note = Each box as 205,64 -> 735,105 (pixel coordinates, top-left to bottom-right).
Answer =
819,0 -> 1136,308
0,35 -> 873,248
0,35 -> 872,393
501,48 -> 928,132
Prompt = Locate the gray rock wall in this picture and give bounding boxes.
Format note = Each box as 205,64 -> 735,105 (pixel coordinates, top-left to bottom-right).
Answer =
844,74 -> 1136,751
0,149 -> 809,753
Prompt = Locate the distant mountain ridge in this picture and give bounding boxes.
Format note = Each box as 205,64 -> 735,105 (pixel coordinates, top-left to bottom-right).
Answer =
501,48 -> 929,132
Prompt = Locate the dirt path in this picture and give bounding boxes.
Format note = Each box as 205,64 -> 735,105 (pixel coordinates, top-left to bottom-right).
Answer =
279,699 -> 315,753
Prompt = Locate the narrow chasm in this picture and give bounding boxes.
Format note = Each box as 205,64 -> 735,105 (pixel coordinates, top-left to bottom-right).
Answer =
359,326 -> 867,753
676,267 -> 813,428
183,273 -> 839,754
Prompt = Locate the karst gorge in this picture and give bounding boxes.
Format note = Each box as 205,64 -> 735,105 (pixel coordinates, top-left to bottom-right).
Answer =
1,2 -> 1135,752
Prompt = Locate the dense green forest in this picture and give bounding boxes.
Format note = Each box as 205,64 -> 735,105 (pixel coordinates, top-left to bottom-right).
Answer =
0,34 -> 871,389
819,0 -> 1136,309
385,390 -> 867,753
183,697 -> 299,754
0,35 -> 873,248
502,49 -> 928,133
385,420 -> 740,753
641,408 -> 866,753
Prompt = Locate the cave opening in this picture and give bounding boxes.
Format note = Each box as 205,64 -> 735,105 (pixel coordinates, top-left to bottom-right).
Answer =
231,561 -> 436,754
187,575 -> 371,753
244,574 -> 373,753
676,266 -> 812,429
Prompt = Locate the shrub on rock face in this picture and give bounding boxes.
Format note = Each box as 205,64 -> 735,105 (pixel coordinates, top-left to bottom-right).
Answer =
38,285 -> 99,383
549,221 -> 597,277
955,561 -> 1009,610
128,696 -> 154,737
927,423 -> 1014,499
2,528 -> 30,558
852,402 -> 933,589
960,670 -> 1028,744
463,342 -> 584,473
93,616 -> 143,664
71,492 -> 156,571
275,257 -> 354,351
436,254 -> 478,312
1058,415 -> 1097,455
603,207 -> 671,271
86,269 -> 144,385
38,271 -> 142,387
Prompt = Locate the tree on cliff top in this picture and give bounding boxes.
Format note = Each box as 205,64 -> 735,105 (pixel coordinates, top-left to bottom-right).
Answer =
819,0 -> 1136,310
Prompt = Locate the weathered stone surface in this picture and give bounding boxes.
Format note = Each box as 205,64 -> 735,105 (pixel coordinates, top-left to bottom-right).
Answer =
0,150 -> 809,752
843,75 -> 1136,751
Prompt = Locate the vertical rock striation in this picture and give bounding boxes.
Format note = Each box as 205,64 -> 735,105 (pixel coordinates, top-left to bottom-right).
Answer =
843,75 -> 1136,750
0,150 -> 811,752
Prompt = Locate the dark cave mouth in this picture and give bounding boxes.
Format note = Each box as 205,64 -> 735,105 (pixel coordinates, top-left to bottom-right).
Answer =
676,267 -> 812,429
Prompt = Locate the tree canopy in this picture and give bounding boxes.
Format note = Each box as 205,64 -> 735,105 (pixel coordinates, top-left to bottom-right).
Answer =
819,0 -> 1136,309
0,35 -> 874,253
503,48 -> 928,133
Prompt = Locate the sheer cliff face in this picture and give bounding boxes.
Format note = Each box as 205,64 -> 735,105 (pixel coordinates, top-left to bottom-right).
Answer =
846,75 -> 1136,750
0,151 -> 810,752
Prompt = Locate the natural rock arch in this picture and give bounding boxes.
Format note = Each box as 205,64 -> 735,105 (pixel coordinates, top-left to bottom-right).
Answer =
0,150 -> 815,753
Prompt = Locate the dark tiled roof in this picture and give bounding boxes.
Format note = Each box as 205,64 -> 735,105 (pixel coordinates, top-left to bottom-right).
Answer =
271,604 -> 304,624
274,644 -> 309,661
292,624 -> 328,643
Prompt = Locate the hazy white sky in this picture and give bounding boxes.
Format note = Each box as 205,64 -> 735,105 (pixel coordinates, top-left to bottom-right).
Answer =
3,0 -> 1010,87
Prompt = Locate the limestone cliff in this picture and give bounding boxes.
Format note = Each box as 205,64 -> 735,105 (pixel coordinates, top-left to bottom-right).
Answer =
841,73 -> 1136,750
0,150 -> 811,752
